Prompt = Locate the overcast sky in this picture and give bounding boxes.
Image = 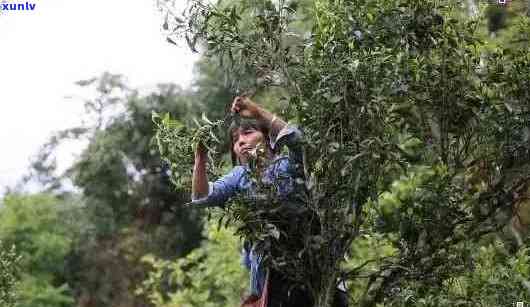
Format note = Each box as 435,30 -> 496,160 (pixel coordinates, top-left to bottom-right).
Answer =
0,0 -> 197,193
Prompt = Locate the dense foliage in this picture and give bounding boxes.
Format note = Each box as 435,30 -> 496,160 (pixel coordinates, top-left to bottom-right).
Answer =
0,194 -> 79,307
138,222 -> 247,307
153,0 -> 530,306
152,112 -> 230,189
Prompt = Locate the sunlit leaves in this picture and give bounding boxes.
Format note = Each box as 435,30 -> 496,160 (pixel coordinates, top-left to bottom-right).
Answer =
152,111 -> 228,190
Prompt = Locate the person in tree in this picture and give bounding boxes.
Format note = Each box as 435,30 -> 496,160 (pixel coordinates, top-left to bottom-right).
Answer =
191,96 -> 347,307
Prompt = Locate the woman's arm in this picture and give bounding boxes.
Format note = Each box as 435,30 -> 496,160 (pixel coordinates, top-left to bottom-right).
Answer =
191,142 -> 244,207
256,106 -> 287,138
192,143 -> 209,200
231,96 -> 286,137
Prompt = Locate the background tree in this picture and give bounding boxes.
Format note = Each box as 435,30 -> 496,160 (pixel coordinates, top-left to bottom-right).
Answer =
25,71 -> 232,306
0,193 -> 81,307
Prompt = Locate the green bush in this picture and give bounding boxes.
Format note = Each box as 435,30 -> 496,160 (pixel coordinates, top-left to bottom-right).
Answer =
0,194 -> 76,307
0,241 -> 20,307
137,220 -> 247,307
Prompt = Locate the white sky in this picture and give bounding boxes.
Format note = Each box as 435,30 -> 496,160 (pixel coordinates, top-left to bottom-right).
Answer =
0,0 -> 198,193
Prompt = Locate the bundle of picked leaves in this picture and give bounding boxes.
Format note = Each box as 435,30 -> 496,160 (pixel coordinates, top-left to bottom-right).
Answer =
152,111 -> 228,190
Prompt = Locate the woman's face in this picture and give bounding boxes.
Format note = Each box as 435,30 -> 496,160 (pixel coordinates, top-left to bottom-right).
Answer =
232,126 -> 265,163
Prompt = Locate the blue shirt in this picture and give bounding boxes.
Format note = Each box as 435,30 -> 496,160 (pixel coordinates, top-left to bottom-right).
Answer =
190,124 -> 304,296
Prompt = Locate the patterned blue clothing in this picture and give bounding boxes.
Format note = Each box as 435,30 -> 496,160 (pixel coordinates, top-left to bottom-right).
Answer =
190,125 -> 304,296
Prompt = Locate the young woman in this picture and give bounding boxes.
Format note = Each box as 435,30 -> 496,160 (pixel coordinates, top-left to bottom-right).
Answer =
191,96 -> 347,307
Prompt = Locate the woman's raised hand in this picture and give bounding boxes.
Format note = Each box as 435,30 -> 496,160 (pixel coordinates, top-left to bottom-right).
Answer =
231,96 -> 261,119
195,141 -> 208,160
